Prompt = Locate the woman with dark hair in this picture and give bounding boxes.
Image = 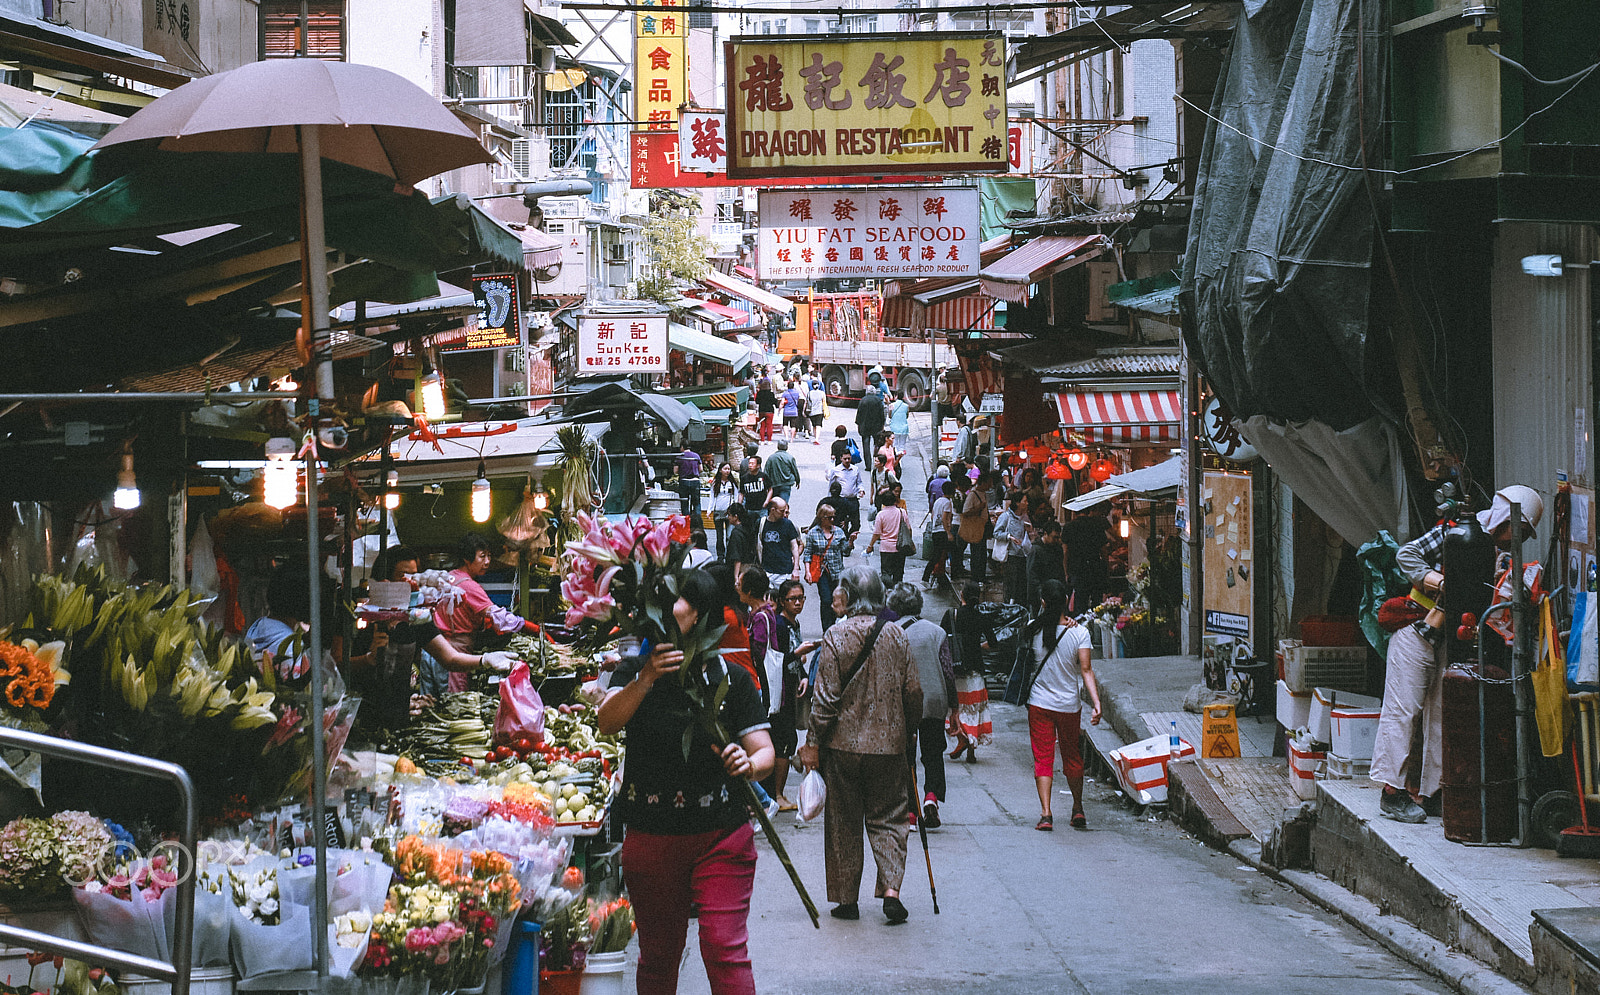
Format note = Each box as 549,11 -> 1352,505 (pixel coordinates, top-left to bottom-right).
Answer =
770,578 -> 819,808
598,569 -> 775,995
797,566 -> 921,925
710,461 -> 739,559
943,580 -> 991,761
866,487 -> 910,587
704,562 -> 759,687
1019,579 -> 1102,831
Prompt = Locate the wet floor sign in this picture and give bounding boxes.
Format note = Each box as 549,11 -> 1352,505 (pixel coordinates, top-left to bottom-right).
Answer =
1201,703 -> 1241,759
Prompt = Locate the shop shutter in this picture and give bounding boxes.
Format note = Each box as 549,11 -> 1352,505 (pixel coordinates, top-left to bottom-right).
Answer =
261,0 -> 345,60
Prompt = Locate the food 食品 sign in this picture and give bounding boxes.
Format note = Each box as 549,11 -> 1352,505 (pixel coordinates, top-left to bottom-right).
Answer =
758,187 -> 979,280
725,33 -> 1008,179
577,314 -> 667,373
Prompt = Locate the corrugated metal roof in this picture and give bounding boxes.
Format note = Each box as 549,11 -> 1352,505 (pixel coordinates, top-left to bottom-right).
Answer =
1107,272 -> 1181,317
979,234 -> 1106,304
1049,352 -> 1181,376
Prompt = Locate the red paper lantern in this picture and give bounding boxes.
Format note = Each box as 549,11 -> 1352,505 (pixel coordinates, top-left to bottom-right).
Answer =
1065,448 -> 1089,471
1089,458 -> 1117,483
1044,458 -> 1071,480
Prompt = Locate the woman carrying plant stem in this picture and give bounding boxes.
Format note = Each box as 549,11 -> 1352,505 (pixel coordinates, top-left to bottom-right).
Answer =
597,569 -> 774,995
1019,579 -> 1102,831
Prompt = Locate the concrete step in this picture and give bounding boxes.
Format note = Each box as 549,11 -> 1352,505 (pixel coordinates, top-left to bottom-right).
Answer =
1167,757 -> 1253,847
1530,908 -> 1600,995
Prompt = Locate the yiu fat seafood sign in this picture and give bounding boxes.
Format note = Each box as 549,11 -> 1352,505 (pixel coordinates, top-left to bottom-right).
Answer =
757,187 -> 980,280
725,33 -> 1007,179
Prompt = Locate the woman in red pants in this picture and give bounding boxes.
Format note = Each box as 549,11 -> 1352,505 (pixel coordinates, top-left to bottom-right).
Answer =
1020,579 -> 1102,831
597,570 -> 775,994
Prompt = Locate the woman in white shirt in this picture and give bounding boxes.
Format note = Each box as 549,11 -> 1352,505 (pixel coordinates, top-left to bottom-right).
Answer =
1022,579 -> 1102,831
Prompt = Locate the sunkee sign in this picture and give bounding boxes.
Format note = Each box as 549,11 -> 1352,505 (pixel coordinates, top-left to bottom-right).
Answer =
757,187 -> 980,280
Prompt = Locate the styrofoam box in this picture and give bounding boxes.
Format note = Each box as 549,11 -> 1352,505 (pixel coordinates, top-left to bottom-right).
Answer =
1109,734 -> 1196,806
1310,688 -> 1381,745
1332,702 -> 1382,760
1288,740 -> 1325,801
1285,645 -> 1368,693
1322,753 -> 1372,780
120,968 -> 235,995
1277,679 -> 1313,731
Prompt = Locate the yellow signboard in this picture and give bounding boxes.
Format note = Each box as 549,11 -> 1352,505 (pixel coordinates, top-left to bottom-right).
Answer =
635,1 -> 686,132
725,32 -> 1008,179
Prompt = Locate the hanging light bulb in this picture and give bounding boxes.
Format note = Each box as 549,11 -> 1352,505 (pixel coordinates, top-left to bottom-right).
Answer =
263,436 -> 298,509
471,462 -> 491,523
1120,517 -> 1132,539
418,368 -> 446,420
532,486 -> 550,512
112,441 -> 140,511
1065,448 -> 1089,471
384,469 -> 401,511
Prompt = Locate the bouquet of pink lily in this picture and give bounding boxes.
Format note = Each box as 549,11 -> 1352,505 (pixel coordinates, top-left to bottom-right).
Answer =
558,511 -> 820,928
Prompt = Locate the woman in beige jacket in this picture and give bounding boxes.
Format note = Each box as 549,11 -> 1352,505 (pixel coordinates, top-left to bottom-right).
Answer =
957,468 -> 992,586
797,565 -> 921,926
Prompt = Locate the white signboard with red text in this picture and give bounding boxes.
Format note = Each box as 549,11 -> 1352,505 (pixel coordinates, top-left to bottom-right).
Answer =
576,314 -> 668,373
679,109 -> 728,173
757,186 -> 979,281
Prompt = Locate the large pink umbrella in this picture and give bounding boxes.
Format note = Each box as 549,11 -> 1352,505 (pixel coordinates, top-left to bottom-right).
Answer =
94,60 -> 491,987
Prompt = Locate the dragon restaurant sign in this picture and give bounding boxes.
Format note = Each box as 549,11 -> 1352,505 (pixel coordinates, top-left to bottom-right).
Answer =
757,187 -> 980,280
725,33 -> 1008,179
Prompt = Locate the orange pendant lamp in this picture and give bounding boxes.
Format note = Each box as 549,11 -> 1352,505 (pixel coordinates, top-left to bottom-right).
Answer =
1088,457 -> 1117,483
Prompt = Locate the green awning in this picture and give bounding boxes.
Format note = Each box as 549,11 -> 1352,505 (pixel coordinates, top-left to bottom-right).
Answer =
668,323 -> 754,374
1106,272 -> 1180,317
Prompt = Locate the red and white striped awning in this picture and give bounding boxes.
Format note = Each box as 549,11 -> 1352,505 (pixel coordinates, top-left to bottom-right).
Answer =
1057,389 -> 1181,443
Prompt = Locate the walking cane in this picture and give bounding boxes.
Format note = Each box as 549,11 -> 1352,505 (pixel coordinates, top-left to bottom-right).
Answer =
905,762 -> 940,914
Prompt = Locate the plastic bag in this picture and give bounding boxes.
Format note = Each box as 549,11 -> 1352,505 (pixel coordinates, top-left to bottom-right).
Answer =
797,769 -> 826,823
164,884 -> 233,967
1535,598 -> 1570,757
494,661 -> 546,746
230,902 -> 315,978
73,884 -> 166,963
1570,592 -> 1600,690
499,487 -> 547,551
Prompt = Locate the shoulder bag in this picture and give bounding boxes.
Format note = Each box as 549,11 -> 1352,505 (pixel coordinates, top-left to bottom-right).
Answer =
894,506 -> 915,552
990,513 -> 1012,563
813,617 -> 890,749
806,530 -> 833,584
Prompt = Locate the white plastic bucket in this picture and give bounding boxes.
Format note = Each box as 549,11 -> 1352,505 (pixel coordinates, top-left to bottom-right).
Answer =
579,950 -> 628,995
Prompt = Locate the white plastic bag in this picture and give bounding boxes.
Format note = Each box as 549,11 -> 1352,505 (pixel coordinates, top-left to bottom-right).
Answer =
797,769 -> 826,823
230,903 -> 314,979
73,885 -> 166,963
163,885 -> 233,967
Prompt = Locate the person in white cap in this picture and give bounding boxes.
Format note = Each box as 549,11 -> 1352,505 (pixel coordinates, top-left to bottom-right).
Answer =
1370,484 -> 1544,823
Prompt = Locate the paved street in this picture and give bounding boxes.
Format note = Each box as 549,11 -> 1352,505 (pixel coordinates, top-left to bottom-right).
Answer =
633,405 -> 1455,995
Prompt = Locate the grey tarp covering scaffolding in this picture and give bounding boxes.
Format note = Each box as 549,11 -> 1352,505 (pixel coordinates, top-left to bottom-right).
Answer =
1178,0 -> 1412,545
1179,0 -> 1388,432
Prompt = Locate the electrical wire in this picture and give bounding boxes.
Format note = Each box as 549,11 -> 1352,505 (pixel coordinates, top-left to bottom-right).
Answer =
1485,48 -> 1600,87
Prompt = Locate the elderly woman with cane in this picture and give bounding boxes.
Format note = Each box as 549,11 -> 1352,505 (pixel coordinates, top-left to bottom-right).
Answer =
796,565 -> 922,925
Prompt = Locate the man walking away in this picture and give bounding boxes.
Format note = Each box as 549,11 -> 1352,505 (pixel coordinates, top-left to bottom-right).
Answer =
677,443 -> 703,521
887,583 -> 957,829
764,440 -> 802,505
857,377 -> 886,455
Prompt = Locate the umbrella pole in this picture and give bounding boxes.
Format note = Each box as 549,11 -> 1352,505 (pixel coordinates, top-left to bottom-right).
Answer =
298,126 -> 332,984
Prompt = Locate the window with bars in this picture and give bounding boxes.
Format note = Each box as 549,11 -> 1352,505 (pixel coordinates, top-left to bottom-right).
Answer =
687,0 -> 714,29
545,84 -> 596,172
260,0 -> 345,60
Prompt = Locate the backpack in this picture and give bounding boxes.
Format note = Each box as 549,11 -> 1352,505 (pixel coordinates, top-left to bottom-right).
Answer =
846,438 -> 862,463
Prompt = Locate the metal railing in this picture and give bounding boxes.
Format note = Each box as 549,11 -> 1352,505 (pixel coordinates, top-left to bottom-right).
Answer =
0,727 -> 195,995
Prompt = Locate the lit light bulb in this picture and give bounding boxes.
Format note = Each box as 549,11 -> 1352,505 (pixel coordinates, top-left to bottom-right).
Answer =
471,463 -> 491,523
263,437 -> 298,510
1065,449 -> 1088,471
419,370 -> 446,420
1120,517 -> 1131,539
532,488 -> 550,512
112,448 -> 140,511
384,469 -> 401,511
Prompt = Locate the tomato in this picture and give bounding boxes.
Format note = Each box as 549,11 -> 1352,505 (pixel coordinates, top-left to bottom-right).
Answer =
482,752 -> 496,764
512,737 -> 535,754
493,745 -> 515,762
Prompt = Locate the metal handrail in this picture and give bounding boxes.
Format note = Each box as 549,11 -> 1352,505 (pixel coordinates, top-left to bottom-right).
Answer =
0,727 -> 195,995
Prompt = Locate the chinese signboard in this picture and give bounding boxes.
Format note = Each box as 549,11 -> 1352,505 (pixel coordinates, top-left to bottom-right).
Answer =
632,131 -> 937,189
680,109 -> 727,173
446,273 -> 521,352
725,33 -> 1008,179
757,187 -> 980,280
577,314 -> 668,373
145,0 -> 202,72
635,2 -> 686,133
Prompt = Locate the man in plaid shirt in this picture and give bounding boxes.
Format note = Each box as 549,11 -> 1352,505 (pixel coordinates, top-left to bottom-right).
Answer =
1371,484 -> 1543,823
803,504 -> 857,631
